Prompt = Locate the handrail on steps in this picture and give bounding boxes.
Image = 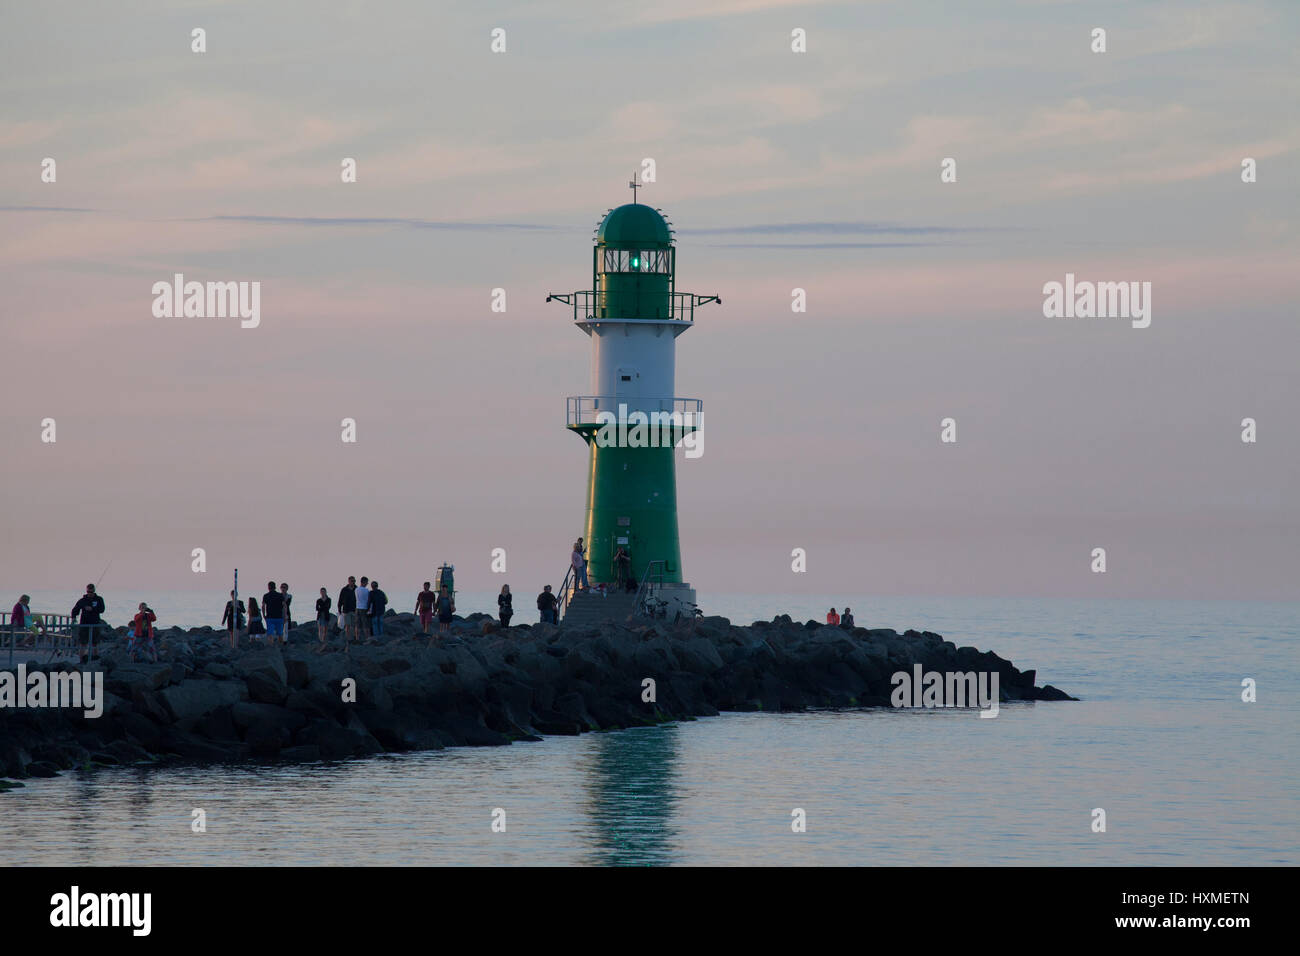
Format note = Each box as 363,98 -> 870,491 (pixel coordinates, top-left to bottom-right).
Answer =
557,564 -> 575,621
632,560 -> 666,619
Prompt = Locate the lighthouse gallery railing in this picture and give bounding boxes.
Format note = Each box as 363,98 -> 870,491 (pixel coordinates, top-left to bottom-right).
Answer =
545,290 -> 720,323
566,396 -> 702,429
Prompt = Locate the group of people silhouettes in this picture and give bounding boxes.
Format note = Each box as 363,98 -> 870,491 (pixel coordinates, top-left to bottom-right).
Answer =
571,539 -> 589,590
24,584 -> 159,664
413,580 -> 456,639
216,575 -> 567,650
825,607 -> 856,628
571,537 -> 637,594
222,577 -> 397,650
17,541 -> 621,663
222,581 -> 300,650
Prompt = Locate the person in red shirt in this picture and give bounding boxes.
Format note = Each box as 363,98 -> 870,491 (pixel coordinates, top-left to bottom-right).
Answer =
415,582 -> 435,635
129,602 -> 158,663
826,607 -> 840,626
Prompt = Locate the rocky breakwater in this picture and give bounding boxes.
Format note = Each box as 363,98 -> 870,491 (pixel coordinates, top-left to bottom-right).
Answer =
0,612 -> 1075,783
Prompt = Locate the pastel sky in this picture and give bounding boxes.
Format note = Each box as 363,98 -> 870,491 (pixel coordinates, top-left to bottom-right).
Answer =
2,0 -> 1297,604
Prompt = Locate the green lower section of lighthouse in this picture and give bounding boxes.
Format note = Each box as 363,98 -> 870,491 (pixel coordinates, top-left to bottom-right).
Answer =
575,436 -> 684,587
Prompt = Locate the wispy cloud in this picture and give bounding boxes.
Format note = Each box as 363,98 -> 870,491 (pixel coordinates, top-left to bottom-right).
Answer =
703,241 -> 940,249
0,205 -> 98,213
684,222 -> 1013,236
195,215 -> 564,231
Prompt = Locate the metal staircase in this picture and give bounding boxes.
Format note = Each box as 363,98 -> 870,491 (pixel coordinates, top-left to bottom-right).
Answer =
559,559 -> 670,627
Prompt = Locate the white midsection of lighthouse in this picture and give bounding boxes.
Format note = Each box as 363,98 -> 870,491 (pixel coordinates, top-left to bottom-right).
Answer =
587,317 -> 696,616
589,321 -> 679,411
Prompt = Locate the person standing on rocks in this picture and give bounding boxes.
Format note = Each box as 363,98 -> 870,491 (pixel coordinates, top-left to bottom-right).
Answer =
247,596 -> 265,641
338,576 -> 357,642
826,607 -> 840,626
315,587 -> 332,645
221,590 -> 245,649
840,607 -> 855,628
71,583 -> 106,664
280,582 -> 293,633
434,585 -> 455,641
263,581 -> 286,645
355,575 -> 371,640
415,581 -> 435,634
537,584 -> 557,624
497,585 -> 513,628
129,602 -> 158,663
369,580 -> 388,637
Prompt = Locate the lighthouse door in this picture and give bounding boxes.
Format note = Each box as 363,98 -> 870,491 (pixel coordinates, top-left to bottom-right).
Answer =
613,531 -> 633,591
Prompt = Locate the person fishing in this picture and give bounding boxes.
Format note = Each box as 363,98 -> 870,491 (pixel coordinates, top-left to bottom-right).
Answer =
71,583 -> 106,664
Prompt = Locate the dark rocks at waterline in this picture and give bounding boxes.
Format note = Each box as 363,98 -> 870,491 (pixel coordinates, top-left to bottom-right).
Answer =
0,612 -> 1076,782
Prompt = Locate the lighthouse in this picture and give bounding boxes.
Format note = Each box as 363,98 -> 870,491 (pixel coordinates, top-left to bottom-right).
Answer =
547,182 -> 719,620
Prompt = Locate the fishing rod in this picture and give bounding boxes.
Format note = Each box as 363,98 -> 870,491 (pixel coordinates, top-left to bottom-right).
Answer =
95,554 -> 116,589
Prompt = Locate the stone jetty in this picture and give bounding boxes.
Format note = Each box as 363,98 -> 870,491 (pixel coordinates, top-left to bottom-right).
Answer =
0,612 -> 1075,783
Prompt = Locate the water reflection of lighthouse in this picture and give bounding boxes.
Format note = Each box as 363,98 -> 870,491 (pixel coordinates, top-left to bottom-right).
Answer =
547,182 -> 719,616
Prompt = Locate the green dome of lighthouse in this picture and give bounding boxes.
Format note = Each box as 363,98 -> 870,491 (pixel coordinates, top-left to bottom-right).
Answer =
596,203 -> 672,248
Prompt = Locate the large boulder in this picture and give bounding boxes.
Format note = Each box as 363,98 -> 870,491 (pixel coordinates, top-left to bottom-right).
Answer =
284,658 -> 310,689
245,670 -> 288,705
231,701 -> 307,736
105,663 -> 173,697
117,711 -> 163,749
675,637 -> 725,674
158,680 -> 246,722
235,649 -> 287,686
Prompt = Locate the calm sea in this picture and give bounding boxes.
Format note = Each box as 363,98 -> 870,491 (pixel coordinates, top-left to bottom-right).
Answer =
1,594 -> 1295,865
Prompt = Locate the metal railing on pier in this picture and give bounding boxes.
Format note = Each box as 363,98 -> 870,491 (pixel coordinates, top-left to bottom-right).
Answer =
1,612 -> 96,667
